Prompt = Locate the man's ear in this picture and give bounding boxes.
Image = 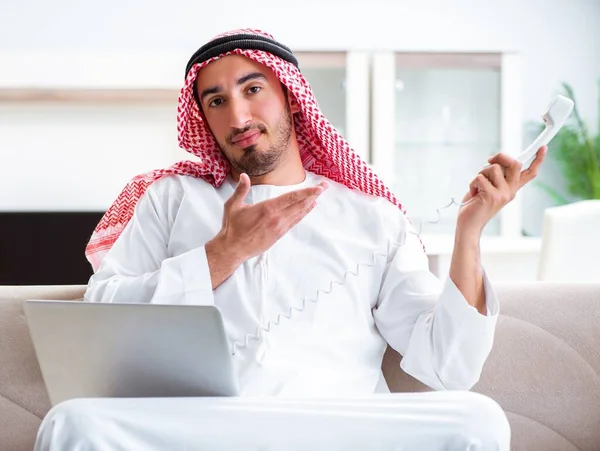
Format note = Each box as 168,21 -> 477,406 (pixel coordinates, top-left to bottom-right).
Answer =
288,93 -> 300,114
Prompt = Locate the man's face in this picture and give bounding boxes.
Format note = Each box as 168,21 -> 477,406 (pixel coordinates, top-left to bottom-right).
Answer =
195,55 -> 299,177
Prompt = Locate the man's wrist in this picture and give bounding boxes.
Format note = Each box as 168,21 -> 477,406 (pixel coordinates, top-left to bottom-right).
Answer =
452,225 -> 483,272
206,233 -> 245,267
450,224 -> 486,314
454,222 -> 483,247
205,233 -> 246,290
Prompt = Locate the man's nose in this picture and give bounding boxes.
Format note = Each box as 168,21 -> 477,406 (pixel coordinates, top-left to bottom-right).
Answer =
228,97 -> 252,129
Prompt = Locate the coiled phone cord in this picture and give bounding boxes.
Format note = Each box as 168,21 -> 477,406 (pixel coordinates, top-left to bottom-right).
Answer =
230,237 -> 413,356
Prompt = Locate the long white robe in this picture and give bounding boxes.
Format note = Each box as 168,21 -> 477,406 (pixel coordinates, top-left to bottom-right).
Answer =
84,170 -> 498,396
35,170 -> 508,450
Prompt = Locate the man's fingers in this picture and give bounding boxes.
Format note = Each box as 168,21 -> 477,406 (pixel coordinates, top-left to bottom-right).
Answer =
487,153 -> 522,185
486,147 -> 547,189
519,146 -> 547,187
283,198 -> 318,232
271,184 -> 326,233
279,190 -> 321,219
466,177 -> 480,200
266,182 -> 328,212
473,173 -> 495,196
227,173 -> 251,207
479,164 -> 508,190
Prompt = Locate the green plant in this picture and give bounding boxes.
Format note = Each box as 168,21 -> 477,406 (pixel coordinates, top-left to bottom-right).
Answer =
533,81 -> 600,205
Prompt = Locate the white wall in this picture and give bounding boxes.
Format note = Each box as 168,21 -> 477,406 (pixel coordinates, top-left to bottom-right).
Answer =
1,0 -> 599,228
0,103 -> 179,211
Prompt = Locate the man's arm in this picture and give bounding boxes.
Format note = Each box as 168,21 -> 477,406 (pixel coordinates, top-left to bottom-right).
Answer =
373,147 -> 547,391
85,178 -> 216,305
372,220 -> 498,392
449,231 -> 486,315
448,147 -> 547,314
205,235 -> 244,290
87,173 -> 328,301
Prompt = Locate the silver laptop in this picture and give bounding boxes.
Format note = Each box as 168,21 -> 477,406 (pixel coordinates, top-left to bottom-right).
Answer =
23,300 -> 240,406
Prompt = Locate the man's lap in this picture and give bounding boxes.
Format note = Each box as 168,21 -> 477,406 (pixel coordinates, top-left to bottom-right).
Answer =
35,392 -> 510,451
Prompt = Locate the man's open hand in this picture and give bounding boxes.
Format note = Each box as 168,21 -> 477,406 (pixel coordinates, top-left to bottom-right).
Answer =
205,174 -> 328,289
218,173 -> 328,260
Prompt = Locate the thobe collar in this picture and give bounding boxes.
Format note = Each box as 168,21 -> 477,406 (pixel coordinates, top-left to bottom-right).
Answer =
225,170 -> 314,204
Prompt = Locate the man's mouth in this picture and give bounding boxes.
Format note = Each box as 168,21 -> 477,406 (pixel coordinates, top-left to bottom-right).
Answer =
232,130 -> 262,148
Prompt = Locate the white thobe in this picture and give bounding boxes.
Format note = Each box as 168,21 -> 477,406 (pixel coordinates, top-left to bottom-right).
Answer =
35,170 -> 509,450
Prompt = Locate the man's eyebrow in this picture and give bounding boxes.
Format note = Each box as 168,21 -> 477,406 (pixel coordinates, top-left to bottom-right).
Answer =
199,86 -> 220,102
199,72 -> 267,103
237,72 -> 267,85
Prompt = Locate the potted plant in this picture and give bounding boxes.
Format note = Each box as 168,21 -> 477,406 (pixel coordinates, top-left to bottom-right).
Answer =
532,81 -> 600,205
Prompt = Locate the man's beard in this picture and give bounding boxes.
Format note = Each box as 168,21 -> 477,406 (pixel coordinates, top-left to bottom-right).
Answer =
222,104 -> 293,177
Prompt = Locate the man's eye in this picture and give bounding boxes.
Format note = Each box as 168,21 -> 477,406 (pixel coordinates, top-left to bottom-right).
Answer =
247,86 -> 261,94
209,98 -> 223,107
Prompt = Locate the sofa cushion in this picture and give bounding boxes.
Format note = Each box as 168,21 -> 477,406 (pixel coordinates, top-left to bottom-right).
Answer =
0,286 -> 86,425
506,412 -> 579,451
0,396 -> 42,451
383,282 -> 600,451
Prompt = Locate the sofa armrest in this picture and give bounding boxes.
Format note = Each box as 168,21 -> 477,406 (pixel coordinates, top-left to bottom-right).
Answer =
382,282 -> 600,451
0,285 -> 86,451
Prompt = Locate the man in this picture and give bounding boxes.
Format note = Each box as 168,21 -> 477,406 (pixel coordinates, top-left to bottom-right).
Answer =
35,29 -> 546,450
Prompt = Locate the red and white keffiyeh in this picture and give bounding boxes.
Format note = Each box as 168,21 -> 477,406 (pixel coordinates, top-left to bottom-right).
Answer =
85,29 -> 420,272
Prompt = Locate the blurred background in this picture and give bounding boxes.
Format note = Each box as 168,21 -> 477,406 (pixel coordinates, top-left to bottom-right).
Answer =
1,0 -> 599,284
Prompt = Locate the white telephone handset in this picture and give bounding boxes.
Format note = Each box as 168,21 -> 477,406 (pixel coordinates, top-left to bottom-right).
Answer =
517,94 -> 574,169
